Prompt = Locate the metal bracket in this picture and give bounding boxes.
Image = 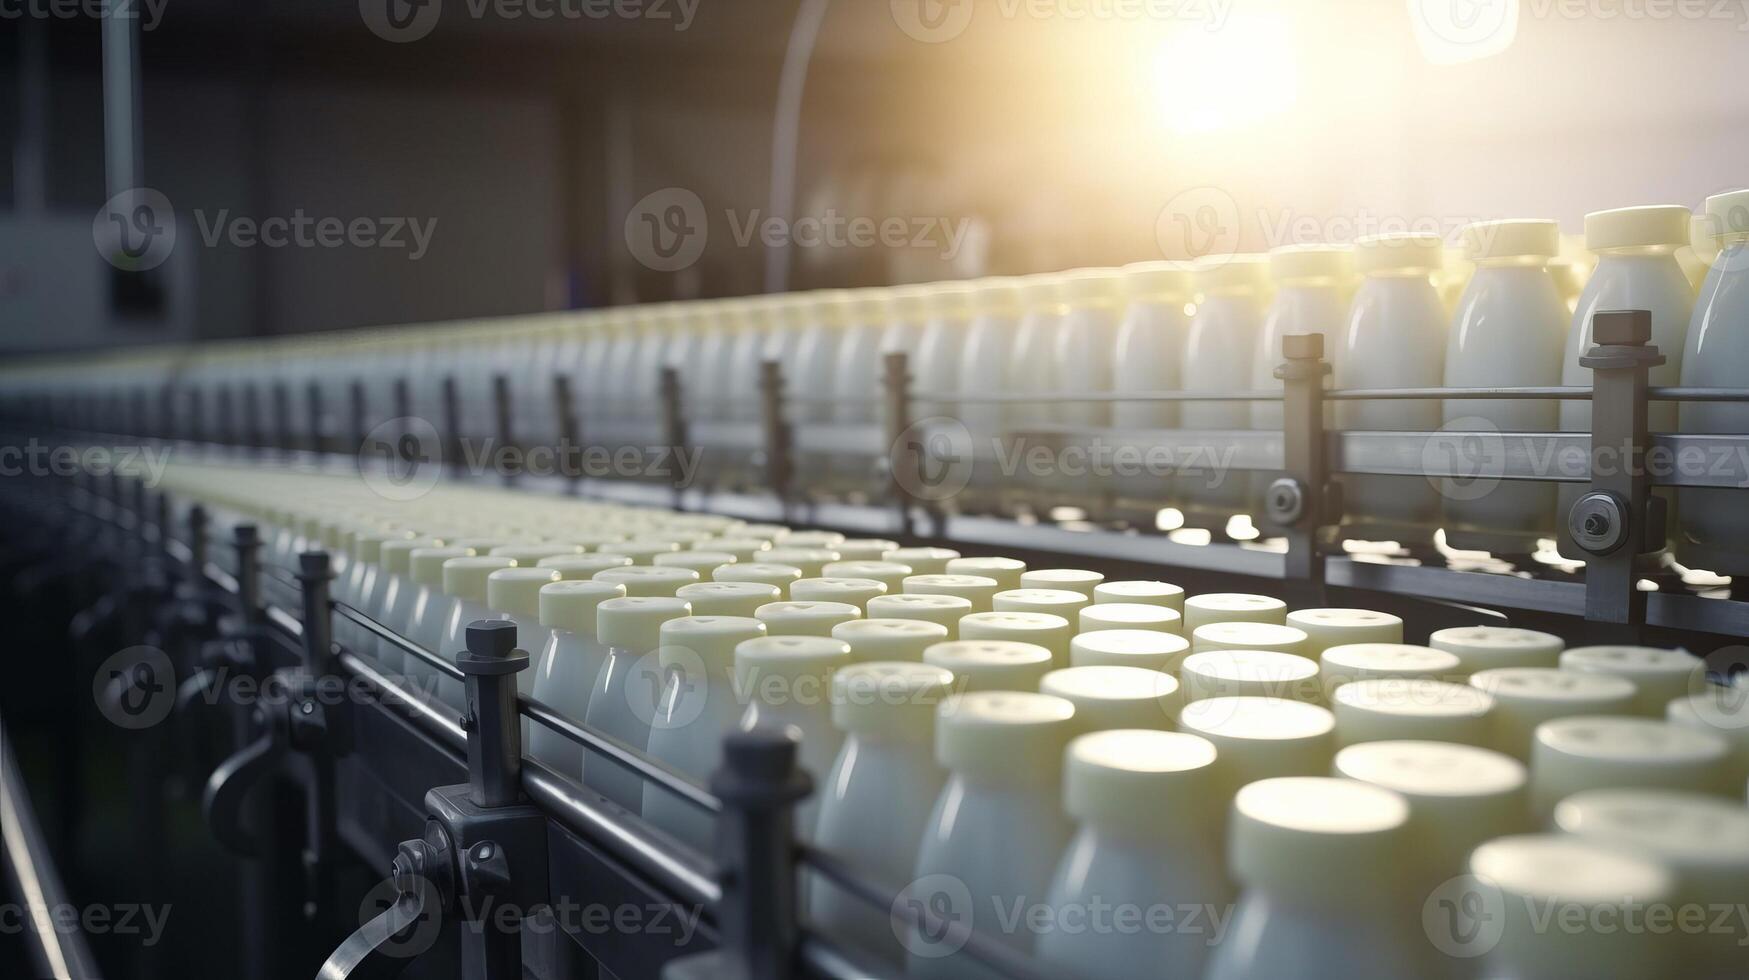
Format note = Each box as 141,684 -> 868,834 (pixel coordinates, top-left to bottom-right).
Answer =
759,360 -> 795,516
1575,310 -> 1665,626
1273,333 -> 1335,599
660,367 -> 689,510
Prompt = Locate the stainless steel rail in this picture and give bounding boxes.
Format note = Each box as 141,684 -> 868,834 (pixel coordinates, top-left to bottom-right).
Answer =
0,722 -> 103,980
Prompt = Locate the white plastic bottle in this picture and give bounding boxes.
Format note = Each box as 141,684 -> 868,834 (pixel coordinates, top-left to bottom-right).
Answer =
1441,219 -> 1568,553
810,661 -> 956,966
830,289 -> 893,494
1467,835 -> 1676,980
642,615 -> 768,853
1251,245 -> 1352,517
529,580 -> 625,779
1005,273 -> 1070,430
1050,269 -> 1126,429
956,278 -> 1025,510
1204,777 -> 1428,980
1335,234 -> 1447,537
582,595 -> 693,814
1036,730 -> 1231,980
1111,261 -> 1192,430
1557,205 -> 1694,558
913,282 -> 976,424
1553,788 -> 1749,978
1677,189 -> 1749,575
436,556 -> 516,707
906,691 -> 1078,979
735,635 -> 852,837
1180,256 -> 1269,518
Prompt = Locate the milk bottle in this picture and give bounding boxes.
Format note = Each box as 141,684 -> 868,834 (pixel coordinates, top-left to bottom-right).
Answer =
1441,219 -> 1568,553
1252,245 -> 1351,520
1181,256 -> 1269,518
1677,189 -> 1749,575
1335,234 -> 1446,537
1557,205 -> 1694,559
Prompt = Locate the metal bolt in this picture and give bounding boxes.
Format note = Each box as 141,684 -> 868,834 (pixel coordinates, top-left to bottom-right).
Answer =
1569,491 -> 1630,555
1265,478 -> 1306,526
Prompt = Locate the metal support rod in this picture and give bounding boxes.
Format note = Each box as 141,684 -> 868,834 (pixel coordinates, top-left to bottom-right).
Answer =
441,376 -> 463,473
307,381 -> 326,455
1575,310 -> 1664,626
297,552 -> 335,676
1275,334 -> 1333,597
159,384 -> 177,443
215,386 -> 236,447
234,524 -> 262,628
759,360 -> 794,513
459,621 -> 528,809
702,732 -> 809,980
187,388 -> 206,446
882,352 -> 920,537
101,0 -> 144,199
553,374 -> 581,485
189,504 -> 209,570
349,380 -> 368,459
659,367 -> 688,508
492,372 -> 516,463
241,385 -> 262,450
272,383 -> 293,456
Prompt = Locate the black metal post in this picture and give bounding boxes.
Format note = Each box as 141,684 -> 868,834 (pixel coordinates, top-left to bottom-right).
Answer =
349,380 -> 368,460
442,376 -> 463,474
660,366 -> 688,509
759,360 -> 794,514
671,732 -> 809,980
234,524 -> 262,627
272,383 -> 293,456
1273,334 -> 1333,599
298,552 -> 335,676
1571,310 -> 1663,626
492,373 -> 517,487
189,504 -> 208,571
882,352 -> 920,537
553,374 -> 581,487
307,381 -> 326,455
459,620 -> 527,809
241,384 -> 262,451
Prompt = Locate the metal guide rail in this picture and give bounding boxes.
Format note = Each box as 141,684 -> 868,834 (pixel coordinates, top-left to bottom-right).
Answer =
0,471 -> 1093,980
5,307 -> 1746,637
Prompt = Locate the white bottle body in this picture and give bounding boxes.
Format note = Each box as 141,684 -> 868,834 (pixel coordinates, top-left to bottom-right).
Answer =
1335,274 -> 1447,532
1036,825 -> 1233,980
528,628 -> 604,780
1441,264 -> 1568,550
1251,283 -> 1346,515
582,643 -> 666,814
1052,305 -> 1121,429
1203,891 -> 1428,980
1111,299 -> 1187,430
907,773 -> 1074,980
1558,249 -> 1694,556
642,666 -> 745,853
1678,241 -> 1749,573
811,732 -> 947,964
1180,292 -> 1264,515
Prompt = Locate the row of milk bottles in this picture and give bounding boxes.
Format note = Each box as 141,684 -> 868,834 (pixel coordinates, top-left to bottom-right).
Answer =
18,191 -> 1748,568
145,459 -> 1749,980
